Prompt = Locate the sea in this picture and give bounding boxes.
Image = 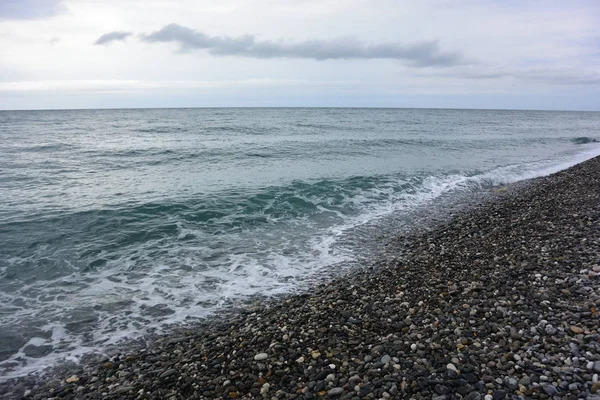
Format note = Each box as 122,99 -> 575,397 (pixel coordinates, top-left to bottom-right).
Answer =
1,108 -> 599,379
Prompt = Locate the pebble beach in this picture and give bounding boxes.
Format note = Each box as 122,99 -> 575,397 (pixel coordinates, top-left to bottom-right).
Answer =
2,155 -> 600,400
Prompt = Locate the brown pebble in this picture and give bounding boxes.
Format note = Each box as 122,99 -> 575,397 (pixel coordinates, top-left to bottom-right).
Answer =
570,326 -> 584,334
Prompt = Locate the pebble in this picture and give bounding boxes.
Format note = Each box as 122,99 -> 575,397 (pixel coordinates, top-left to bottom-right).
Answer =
570,325 -> 584,334
545,325 -> 557,335
113,386 -> 135,394
254,353 -> 268,361
542,384 -> 558,396
505,377 -> 518,390
159,368 -> 177,378
260,383 -> 270,395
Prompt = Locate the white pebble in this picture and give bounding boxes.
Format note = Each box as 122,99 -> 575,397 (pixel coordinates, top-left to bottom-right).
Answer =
254,353 -> 268,361
410,344 -> 417,351
260,383 -> 270,394
587,361 -> 595,370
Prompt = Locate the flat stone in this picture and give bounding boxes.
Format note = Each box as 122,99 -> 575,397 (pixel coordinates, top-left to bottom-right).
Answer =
160,369 -> 177,378
113,386 -> 135,394
328,387 -> 344,397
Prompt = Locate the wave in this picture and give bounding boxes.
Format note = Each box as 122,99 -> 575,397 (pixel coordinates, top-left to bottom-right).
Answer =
571,136 -> 598,144
132,126 -> 188,134
13,144 -> 78,153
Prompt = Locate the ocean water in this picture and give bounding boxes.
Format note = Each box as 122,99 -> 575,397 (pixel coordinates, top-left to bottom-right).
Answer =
1,108 -> 599,378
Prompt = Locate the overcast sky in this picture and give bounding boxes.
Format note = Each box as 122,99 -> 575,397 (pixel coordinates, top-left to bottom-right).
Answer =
1,0 -> 599,110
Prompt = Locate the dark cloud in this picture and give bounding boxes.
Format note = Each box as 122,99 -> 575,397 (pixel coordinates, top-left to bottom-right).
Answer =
94,31 -> 133,46
0,0 -> 64,20
138,23 -> 466,67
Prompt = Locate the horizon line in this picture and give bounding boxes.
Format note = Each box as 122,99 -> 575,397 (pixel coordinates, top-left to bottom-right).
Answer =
1,106 -> 599,113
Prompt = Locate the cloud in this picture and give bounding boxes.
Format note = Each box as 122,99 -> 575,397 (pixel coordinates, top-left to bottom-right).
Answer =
0,0 -> 64,20
94,31 -> 133,46
138,23 -> 467,67
448,66 -> 600,86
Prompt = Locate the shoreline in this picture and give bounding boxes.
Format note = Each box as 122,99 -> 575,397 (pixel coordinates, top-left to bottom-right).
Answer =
2,156 -> 600,399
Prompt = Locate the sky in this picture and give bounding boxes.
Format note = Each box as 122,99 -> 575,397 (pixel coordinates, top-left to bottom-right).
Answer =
0,0 -> 599,110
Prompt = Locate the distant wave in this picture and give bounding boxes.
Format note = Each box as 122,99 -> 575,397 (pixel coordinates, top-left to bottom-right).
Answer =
571,136 -> 598,144
17,144 -> 78,152
133,126 -> 188,133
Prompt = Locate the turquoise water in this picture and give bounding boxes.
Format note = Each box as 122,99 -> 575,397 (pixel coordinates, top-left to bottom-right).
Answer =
1,108 -> 599,377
